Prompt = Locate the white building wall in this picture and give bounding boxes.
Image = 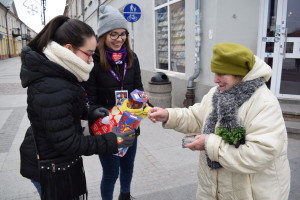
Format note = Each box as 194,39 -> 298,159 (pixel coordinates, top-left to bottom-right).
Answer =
214,0 -> 260,49
82,0 -> 261,107
83,0 -> 98,34
187,0 -> 260,105
191,0 -> 260,104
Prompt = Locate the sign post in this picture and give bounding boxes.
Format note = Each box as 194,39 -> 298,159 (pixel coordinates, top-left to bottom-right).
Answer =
123,4 -> 141,51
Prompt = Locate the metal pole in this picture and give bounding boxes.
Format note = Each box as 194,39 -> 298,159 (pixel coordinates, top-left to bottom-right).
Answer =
20,24 -> 24,48
131,22 -> 134,51
41,0 -> 46,25
81,0 -> 85,21
97,0 -> 101,38
5,7 -> 11,58
97,0 -> 101,22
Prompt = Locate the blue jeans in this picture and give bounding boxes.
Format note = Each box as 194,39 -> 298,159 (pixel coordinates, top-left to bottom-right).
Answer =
99,137 -> 138,200
31,180 -> 41,197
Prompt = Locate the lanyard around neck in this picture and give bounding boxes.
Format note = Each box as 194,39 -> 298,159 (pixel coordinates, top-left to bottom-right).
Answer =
109,63 -> 127,89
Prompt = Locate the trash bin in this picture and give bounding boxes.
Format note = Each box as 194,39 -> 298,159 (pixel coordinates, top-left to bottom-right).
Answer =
148,72 -> 172,108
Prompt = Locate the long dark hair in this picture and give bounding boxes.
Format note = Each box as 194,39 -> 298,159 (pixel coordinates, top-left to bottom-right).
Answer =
97,33 -> 134,71
28,15 -> 96,53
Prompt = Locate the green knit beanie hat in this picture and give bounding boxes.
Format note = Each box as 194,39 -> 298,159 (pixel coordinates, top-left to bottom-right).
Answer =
211,43 -> 255,76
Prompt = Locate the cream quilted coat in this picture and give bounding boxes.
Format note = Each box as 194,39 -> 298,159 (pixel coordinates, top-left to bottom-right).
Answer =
164,56 -> 290,200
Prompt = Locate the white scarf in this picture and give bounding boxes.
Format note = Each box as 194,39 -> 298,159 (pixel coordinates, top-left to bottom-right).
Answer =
43,41 -> 93,82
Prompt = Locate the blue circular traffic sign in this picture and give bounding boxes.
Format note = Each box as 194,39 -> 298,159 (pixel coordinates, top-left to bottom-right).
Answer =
123,4 -> 141,22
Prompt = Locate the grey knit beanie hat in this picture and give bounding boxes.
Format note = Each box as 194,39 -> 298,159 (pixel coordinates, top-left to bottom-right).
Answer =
97,5 -> 128,37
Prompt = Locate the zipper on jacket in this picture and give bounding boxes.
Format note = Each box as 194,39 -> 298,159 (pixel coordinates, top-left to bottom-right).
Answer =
51,163 -> 56,172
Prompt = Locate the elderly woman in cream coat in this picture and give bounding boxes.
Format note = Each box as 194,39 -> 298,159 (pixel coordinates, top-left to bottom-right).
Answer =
148,43 -> 290,200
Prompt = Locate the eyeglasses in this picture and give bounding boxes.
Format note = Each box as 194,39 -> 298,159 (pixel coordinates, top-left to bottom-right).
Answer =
109,31 -> 129,40
73,46 -> 94,59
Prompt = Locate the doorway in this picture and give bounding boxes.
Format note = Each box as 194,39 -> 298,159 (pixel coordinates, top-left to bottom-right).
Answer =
258,0 -> 300,99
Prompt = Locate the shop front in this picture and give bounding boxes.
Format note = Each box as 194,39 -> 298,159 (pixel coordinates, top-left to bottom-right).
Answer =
258,0 -> 300,100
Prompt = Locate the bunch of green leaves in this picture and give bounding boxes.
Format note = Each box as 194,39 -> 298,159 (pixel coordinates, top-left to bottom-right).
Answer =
216,126 -> 245,145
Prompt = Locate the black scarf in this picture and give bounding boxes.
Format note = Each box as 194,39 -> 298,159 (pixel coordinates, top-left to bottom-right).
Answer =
203,77 -> 265,169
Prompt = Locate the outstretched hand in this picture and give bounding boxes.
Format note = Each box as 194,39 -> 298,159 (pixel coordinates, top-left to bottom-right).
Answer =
147,107 -> 169,123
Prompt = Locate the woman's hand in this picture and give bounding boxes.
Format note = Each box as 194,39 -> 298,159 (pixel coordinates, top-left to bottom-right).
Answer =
185,134 -> 206,151
147,107 -> 169,123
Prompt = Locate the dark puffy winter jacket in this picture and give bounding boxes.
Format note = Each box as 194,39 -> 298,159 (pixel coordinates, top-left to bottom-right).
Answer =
19,46 -> 118,181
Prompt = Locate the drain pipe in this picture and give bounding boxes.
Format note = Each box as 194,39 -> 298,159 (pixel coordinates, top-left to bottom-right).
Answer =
183,0 -> 201,107
183,62 -> 200,107
97,0 -> 101,24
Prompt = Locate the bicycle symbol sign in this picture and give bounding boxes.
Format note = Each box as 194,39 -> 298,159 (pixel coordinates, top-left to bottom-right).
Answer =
123,3 -> 141,22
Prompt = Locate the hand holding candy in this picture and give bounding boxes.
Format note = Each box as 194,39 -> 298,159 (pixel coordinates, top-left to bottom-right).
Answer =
111,126 -> 136,148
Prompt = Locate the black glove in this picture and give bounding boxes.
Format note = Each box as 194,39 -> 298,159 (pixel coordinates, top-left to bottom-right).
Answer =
111,126 -> 136,148
89,107 -> 109,125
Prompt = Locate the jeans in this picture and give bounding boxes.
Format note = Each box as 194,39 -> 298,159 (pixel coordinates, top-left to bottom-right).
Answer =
99,137 -> 138,200
31,180 -> 41,197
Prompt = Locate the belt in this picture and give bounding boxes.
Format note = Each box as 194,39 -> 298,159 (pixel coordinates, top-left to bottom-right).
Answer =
39,156 -> 82,172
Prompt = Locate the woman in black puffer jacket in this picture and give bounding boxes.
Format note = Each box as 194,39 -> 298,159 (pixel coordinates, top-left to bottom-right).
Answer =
19,15 -> 135,200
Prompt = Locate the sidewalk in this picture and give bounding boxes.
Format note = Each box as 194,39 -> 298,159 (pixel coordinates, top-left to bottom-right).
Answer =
0,57 -> 299,200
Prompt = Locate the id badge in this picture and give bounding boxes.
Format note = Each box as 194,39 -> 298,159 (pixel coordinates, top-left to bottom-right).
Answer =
115,90 -> 128,107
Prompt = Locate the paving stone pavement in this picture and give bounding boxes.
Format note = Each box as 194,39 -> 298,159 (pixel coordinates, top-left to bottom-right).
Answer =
0,57 -> 299,200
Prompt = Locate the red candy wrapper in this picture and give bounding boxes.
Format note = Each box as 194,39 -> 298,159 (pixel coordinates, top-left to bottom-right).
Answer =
114,111 -> 142,157
90,116 -> 113,135
130,89 -> 148,103
109,106 -> 123,125
116,147 -> 129,157
90,101 -> 145,157
90,106 -> 122,135
117,111 -> 142,133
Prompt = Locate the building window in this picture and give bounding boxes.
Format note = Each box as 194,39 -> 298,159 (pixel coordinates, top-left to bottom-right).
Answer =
155,0 -> 167,6
155,0 -> 185,73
